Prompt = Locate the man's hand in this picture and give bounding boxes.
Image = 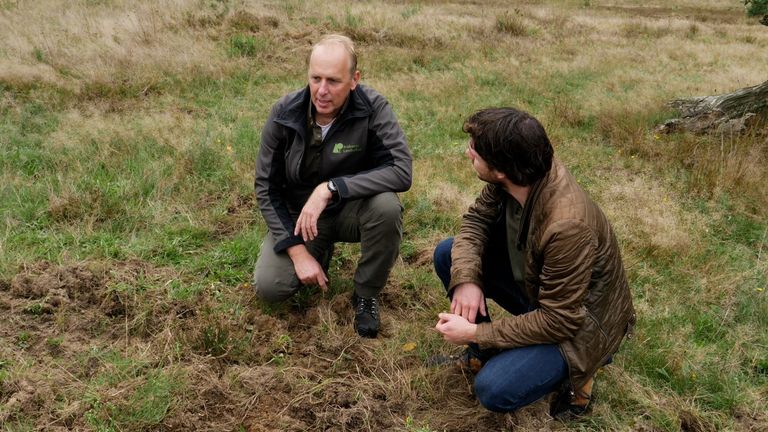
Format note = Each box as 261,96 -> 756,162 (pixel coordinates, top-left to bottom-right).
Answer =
294,183 -> 333,241
434,313 -> 478,345
451,282 -> 487,323
287,245 -> 328,291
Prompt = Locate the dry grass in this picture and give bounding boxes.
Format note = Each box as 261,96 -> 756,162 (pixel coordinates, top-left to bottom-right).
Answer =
600,171 -> 703,258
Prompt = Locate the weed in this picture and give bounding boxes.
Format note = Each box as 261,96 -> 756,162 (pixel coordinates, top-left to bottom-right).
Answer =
496,10 -> 529,36
199,324 -> 230,357
22,302 -> 43,315
32,47 -> 45,62
228,33 -> 266,58
344,8 -> 362,29
167,278 -> 203,300
16,331 -> 32,348
401,5 -> 421,19
46,336 -> 64,347
268,334 -> 293,366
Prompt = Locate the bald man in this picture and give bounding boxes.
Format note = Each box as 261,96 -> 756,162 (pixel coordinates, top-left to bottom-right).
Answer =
253,35 -> 412,338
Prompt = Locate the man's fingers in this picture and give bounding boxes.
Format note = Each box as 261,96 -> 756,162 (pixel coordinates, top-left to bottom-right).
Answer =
450,298 -> 457,314
294,216 -> 302,236
468,307 -> 477,324
461,305 -> 471,322
308,216 -> 319,239
480,301 -> 487,317
318,271 -> 328,291
302,220 -> 313,241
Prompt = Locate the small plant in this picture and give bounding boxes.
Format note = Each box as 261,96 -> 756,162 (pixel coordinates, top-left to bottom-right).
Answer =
23,302 -> 45,315
401,5 -> 421,19
17,332 -> 32,348
32,46 -> 45,62
46,337 -> 64,348
344,8 -> 361,29
0,359 -> 8,384
267,334 -> 293,366
199,325 -> 229,356
405,415 -> 434,432
496,10 -> 528,36
228,34 -> 265,58
686,23 -> 700,38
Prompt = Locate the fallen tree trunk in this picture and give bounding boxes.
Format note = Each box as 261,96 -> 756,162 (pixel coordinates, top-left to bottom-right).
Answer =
658,80 -> 768,134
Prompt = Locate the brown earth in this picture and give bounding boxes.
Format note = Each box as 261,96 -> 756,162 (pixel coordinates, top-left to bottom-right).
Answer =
0,259 -> 546,431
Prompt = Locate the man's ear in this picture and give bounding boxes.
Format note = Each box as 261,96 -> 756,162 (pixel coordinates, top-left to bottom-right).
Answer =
350,70 -> 361,89
493,169 -> 506,182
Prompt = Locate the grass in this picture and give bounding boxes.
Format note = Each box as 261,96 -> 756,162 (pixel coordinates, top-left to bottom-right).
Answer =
0,0 -> 767,430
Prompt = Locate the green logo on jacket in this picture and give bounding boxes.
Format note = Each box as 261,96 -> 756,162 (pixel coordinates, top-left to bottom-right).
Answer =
332,142 -> 361,154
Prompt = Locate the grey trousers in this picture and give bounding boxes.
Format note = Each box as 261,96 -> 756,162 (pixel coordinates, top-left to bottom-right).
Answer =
253,192 -> 403,302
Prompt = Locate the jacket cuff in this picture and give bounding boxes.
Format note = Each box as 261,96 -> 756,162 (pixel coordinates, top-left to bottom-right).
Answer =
474,322 -> 495,350
273,235 -> 304,253
334,177 -> 350,199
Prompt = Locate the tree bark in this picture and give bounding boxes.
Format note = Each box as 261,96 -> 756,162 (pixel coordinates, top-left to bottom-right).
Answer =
658,80 -> 768,134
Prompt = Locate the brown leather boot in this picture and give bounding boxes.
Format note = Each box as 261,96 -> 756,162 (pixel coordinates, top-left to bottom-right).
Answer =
550,376 -> 593,419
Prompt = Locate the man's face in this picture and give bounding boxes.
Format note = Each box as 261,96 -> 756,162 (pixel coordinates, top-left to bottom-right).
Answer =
308,44 -> 360,121
466,138 -> 500,183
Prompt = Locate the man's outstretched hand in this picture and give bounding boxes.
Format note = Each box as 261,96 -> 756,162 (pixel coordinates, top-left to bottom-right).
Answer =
294,183 -> 333,241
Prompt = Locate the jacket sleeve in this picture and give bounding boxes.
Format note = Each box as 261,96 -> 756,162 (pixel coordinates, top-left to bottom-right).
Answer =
332,91 -> 412,199
448,184 -> 503,292
254,103 -> 304,253
475,219 -> 597,349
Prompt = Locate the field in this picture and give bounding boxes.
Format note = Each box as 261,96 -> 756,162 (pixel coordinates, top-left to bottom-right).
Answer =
1,0 -> 767,430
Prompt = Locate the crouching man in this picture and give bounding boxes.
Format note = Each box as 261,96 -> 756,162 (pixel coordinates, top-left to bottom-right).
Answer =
433,108 -> 635,416
253,34 -> 412,337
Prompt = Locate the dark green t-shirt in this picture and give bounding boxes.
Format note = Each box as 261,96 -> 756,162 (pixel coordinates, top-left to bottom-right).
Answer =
505,196 -> 526,286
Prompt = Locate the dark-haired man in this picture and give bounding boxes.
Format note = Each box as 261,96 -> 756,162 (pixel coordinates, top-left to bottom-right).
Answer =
433,108 -> 635,416
253,34 -> 412,338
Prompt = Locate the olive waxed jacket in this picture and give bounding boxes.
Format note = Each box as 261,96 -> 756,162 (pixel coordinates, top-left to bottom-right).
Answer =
449,158 -> 636,389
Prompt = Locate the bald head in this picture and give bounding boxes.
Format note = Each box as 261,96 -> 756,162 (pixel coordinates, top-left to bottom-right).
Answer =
307,34 -> 361,124
309,34 -> 358,77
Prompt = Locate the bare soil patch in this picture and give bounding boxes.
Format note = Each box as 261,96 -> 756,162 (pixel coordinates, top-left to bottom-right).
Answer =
0,259 -> 549,430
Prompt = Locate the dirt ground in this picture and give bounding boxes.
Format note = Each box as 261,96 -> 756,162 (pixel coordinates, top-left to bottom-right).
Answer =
0,260 -> 562,431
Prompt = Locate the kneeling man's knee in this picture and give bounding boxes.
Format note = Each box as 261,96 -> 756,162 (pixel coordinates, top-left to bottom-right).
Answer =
367,192 -> 403,226
474,373 -> 518,413
252,272 -> 295,303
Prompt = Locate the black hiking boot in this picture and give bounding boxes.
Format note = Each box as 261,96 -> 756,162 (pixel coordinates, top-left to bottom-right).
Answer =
352,293 -> 380,338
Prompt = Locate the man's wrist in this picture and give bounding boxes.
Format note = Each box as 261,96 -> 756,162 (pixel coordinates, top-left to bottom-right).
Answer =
286,244 -> 309,260
326,180 -> 339,200
468,323 -> 478,343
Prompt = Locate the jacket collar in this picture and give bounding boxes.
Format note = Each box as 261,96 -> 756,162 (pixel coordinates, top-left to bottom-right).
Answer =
515,161 -> 555,250
274,85 -> 374,132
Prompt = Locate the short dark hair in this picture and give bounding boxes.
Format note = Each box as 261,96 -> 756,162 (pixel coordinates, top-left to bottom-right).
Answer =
463,107 -> 553,186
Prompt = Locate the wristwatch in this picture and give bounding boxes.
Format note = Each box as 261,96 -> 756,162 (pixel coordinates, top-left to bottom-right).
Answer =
327,180 -> 339,199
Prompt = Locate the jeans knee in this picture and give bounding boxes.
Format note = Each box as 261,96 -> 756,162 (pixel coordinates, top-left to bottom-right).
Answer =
474,372 -> 522,413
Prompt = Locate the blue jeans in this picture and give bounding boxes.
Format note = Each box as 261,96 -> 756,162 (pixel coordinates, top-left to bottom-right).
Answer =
433,237 -> 568,412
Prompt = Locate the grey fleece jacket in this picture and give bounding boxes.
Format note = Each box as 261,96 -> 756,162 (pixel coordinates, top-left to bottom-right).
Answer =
255,84 -> 412,253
